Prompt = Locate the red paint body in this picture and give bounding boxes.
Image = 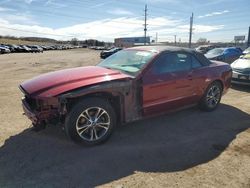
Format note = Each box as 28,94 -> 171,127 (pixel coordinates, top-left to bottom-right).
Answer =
21,66 -> 132,98
19,46 -> 232,126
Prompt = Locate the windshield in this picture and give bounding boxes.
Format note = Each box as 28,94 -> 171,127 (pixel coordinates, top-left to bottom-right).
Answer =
207,48 -> 224,55
98,50 -> 156,76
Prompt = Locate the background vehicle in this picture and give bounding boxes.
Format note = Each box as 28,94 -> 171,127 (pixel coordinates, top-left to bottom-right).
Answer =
231,53 -> 250,85
195,45 -> 217,54
27,45 -> 43,53
14,45 -> 27,52
205,47 -> 242,64
19,45 -> 32,53
19,46 -> 232,145
243,47 -> 250,54
0,46 -> 11,54
100,47 -> 122,59
2,44 -> 15,52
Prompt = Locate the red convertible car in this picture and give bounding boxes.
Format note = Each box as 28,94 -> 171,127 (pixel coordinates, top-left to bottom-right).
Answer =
19,46 -> 232,145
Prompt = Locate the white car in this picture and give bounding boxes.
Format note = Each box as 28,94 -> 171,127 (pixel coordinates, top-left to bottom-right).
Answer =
243,47 -> 250,55
231,53 -> 250,85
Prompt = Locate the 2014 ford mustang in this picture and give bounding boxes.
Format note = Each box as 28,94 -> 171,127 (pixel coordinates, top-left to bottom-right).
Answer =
19,46 -> 232,145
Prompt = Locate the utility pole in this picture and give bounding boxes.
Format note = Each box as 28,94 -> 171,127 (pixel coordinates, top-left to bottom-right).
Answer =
188,12 -> 193,48
144,4 -> 148,45
248,26 -> 250,47
174,35 -> 176,46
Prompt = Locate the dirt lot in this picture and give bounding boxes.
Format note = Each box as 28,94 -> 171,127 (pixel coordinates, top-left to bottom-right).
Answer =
0,49 -> 249,188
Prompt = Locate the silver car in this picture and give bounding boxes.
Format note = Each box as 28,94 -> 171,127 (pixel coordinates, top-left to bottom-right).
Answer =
231,53 -> 250,85
0,46 -> 11,54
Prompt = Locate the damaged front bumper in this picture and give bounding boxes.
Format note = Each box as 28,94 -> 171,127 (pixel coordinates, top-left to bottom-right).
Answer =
22,98 -> 39,124
22,97 -> 59,125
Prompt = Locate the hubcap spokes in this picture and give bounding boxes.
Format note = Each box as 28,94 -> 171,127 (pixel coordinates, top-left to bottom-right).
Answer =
206,85 -> 221,108
76,107 -> 110,141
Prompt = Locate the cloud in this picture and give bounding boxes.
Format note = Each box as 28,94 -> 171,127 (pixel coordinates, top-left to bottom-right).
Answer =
1,12 -> 38,25
24,0 -> 35,4
0,18 -> 9,25
198,10 -> 229,18
177,24 -> 224,33
0,0 -> 11,5
107,8 -> 134,15
0,6 -> 15,12
142,0 -> 179,4
0,16 -> 226,42
45,0 -> 66,8
148,17 -> 182,28
90,1 -> 114,8
6,14 -> 38,25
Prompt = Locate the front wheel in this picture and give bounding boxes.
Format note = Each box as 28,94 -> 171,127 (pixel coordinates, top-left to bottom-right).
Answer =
65,97 -> 116,145
199,82 -> 222,111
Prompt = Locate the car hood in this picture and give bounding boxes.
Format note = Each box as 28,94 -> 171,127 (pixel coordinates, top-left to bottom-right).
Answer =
231,59 -> 250,69
20,66 -> 133,98
243,49 -> 250,54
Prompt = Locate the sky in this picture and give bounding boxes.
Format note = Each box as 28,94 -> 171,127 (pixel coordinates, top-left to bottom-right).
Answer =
0,0 -> 249,42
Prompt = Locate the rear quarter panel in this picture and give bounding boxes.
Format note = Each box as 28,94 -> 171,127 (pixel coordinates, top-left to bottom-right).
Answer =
207,60 -> 232,94
191,60 -> 231,100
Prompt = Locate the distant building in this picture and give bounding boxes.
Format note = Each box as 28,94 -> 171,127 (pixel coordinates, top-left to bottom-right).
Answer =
114,37 -> 150,47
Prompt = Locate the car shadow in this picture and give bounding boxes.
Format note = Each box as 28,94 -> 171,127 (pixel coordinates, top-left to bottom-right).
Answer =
0,104 -> 249,187
231,84 -> 250,92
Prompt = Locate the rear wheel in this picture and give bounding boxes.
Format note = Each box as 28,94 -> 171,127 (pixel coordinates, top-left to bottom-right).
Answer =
65,97 -> 116,145
199,81 -> 222,111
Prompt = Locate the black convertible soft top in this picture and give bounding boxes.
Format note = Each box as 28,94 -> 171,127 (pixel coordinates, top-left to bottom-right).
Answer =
127,45 -> 211,66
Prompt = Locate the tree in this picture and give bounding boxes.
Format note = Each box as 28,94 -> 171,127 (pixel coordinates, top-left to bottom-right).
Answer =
71,38 -> 78,46
197,38 -> 207,44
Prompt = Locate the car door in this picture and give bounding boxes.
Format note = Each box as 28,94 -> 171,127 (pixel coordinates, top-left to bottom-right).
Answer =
190,55 -> 210,99
142,52 -> 196,116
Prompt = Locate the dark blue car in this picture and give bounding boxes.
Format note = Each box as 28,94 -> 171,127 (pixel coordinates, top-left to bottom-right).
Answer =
205,47 -> 242,64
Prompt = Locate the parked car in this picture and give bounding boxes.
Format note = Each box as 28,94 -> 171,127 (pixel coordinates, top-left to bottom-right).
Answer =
2,44 -> 15,52
195,45 -> 218,54
243,47 -> 250,54
0,46 -> 11,54
27,45 -> 43,53
231,53 -> 250,85
236,47 -> 243,53
19,46 -> 232,145
19,45 -> 32,53
100,47 -> 122,59
205,47 -> 242,64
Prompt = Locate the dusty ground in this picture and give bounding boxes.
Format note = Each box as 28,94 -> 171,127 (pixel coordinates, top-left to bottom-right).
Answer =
0,49 -> 249,188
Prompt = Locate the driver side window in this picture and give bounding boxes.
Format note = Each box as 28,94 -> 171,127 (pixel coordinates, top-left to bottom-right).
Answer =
152,52 -> 191,74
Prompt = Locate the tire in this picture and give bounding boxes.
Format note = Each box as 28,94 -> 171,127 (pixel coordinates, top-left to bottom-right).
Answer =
199,81 -> 222,112
65,97 -> 116,145
32,122 -> 46,132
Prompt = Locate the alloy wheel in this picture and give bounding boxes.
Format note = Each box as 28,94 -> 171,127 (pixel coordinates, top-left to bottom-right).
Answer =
206,85 -> 221,108
76,107 -> 110,141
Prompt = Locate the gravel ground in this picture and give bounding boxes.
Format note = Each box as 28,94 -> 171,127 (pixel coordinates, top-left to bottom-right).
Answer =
0,49 -> 249,188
